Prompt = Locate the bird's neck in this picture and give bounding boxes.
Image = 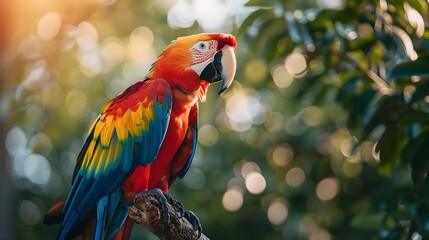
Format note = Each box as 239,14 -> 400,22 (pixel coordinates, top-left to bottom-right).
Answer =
171,88 -> 198,114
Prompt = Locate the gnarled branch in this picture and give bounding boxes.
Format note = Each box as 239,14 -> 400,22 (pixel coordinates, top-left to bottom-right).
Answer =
128,193 -> 209,240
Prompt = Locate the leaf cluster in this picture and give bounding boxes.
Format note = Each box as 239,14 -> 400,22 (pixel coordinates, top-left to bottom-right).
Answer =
241,0 -> 429,238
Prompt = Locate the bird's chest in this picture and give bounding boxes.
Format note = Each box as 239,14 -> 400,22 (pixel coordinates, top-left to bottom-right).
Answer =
157,108 -> 190,160
121,109 -> 191,200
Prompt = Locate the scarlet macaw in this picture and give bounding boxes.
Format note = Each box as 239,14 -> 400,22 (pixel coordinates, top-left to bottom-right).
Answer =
43,33 -> 237,239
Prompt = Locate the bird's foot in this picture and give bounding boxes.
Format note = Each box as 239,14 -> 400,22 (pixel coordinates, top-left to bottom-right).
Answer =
162,191 -> 185,217
184,210 -> 202,238
134,189 -> 171,232
134,189 -> 202,237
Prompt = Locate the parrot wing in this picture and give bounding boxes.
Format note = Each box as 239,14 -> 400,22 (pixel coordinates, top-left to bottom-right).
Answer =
169,103 -> 198,186
58,78 -> 172,239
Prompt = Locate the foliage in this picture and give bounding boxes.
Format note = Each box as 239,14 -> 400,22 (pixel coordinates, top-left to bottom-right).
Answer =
241,0 -> 429,238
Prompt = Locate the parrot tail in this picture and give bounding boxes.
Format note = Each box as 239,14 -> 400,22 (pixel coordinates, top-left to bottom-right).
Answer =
112,217 -> 134,240
43,198 -> 65,225
44,198 -> 134,240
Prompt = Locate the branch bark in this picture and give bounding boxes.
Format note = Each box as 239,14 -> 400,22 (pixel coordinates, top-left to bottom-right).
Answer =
128,193 -> 209,240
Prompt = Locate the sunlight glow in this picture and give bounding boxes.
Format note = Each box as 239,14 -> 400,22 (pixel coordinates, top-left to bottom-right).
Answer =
193,0 -> 227,32
167,1 -> 195,28
167,0 -> 247,32
37,12 -> 61,41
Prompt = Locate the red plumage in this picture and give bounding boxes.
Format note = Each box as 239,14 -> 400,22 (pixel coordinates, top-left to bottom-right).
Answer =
44,33 -> 236,240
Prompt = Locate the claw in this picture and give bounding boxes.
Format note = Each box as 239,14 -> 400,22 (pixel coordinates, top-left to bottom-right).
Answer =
162,192 -> 185,217
135,189 -> 170,231
184,210 -> 202,238
135,189 -> 202,238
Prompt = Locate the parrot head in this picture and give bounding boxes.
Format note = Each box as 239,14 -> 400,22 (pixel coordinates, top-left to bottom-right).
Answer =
149,33 -> 237,100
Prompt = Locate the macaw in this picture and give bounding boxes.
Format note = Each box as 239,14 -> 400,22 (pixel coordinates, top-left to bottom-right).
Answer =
43,33 -> 237,240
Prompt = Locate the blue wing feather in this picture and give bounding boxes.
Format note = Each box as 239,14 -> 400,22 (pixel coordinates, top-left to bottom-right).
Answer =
178,120 -> 198,178
168,104 -> 199,186
58,79 -> 172,240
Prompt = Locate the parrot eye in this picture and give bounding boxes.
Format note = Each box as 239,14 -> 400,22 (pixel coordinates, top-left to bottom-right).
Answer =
195,41 -> 209,53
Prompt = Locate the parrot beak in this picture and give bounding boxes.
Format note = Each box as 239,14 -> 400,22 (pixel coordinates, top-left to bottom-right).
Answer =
200,46 -> 236,94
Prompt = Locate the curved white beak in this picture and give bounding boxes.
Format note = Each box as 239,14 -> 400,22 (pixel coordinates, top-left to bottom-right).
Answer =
199,45 -> 237,94
218,46 -> 236,94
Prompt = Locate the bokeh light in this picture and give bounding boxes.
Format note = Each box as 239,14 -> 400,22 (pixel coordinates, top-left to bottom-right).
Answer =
222,187 -> 244,212
240,161 -> 261,177
271,143 -> 293,167
342,160 -> 362,177
225,88 -> 266,132
244,58 -> 267,83
309,229 -> 332,240
245,171 -> 266,194
404,3 -> 424,37
167,0 -> 247,32
267,199 -> 288,225
37,12 -> 61,41
101,38 -> 126,66
23,154 -> 51,185
19,200 -> 41,226
285,167 -> 305,187
271,64 -> 294,88
198,124 -> 219,146
316,177 -> 340,201
284,52 -> 307,76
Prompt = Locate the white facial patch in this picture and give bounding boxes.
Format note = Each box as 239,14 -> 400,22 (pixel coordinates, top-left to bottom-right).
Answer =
189,40 -> 218,75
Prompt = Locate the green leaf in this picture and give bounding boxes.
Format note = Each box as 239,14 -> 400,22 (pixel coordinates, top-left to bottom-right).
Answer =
349,35 -> 377,51
245,0 -> 276,7
388,59 -> 429,80
406,0 -> 428,13
376,123 -> 405,176
410,136 -> 429,187
263,31 -> 291,61
400,130 -> 429,165
398,111 -> 429,125
249,17 -> 285,54
284,12 -> 302,43
336,72 -> 361,102
378,226 -> 407,240
408,80 -> 429,105
351,213 -> 385,230
238,8 -> 274,38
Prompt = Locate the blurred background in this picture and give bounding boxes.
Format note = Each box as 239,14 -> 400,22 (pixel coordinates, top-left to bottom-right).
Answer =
1,0 -> 429,239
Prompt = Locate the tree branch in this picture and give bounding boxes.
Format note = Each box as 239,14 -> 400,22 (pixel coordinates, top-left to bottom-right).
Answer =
342,53 -> 394,95
128,193 -> 209,240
